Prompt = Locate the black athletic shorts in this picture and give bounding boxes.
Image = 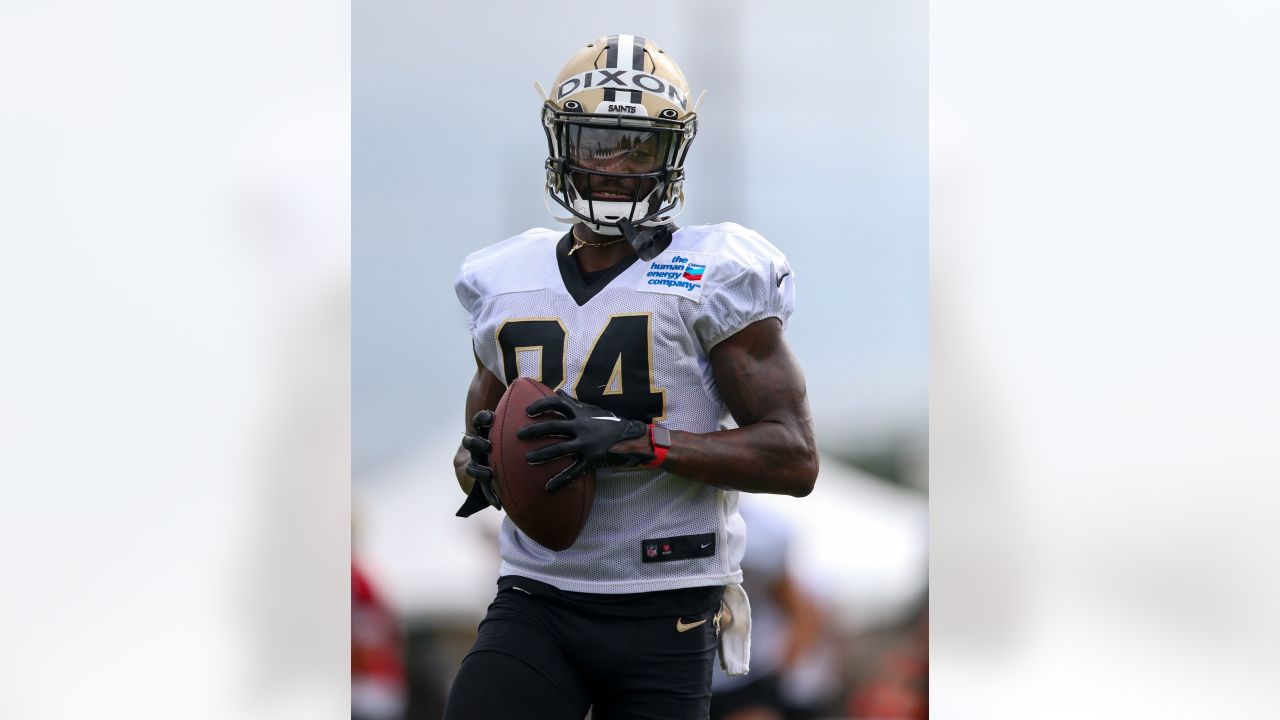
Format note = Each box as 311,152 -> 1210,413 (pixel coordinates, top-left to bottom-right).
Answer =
444,576 -> 726,720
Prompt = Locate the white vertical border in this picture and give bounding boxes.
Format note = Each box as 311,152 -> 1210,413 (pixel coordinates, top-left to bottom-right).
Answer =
0,2 -> 352,717
931,1 -> 1280,717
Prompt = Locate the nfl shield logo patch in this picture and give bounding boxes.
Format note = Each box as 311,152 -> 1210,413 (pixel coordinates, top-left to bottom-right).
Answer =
645,544 -> 658,559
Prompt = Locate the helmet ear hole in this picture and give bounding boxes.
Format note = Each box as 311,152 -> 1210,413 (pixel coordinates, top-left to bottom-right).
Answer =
564,100 -> 582,112
659,108 -> 678,120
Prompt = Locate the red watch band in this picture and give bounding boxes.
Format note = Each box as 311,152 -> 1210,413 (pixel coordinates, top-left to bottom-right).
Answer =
643,424 -> 669,468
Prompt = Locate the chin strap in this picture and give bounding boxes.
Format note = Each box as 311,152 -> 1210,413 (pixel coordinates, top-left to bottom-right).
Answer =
618,218 -> 675,261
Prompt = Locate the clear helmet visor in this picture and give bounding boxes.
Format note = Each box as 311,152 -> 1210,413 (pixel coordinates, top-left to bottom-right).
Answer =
543,115 -> 689,233
565,125 -> 673,176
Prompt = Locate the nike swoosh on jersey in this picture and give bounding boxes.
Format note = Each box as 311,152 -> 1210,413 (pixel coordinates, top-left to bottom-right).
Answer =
591,416 -> 621,421
675,617 -> 708,632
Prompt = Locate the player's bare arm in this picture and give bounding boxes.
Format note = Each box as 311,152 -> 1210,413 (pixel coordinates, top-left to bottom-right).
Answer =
453,353 -> 506,495
612,316 -> 819,497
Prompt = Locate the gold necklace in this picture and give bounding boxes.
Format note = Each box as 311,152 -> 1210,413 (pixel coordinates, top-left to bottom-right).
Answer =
568,226 -> 625,255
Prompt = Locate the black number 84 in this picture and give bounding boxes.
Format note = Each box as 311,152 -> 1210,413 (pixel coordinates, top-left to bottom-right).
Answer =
496,313 -> 666,423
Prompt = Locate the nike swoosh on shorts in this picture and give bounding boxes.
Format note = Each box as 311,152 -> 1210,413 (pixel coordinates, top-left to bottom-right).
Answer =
675,617 -> 707,632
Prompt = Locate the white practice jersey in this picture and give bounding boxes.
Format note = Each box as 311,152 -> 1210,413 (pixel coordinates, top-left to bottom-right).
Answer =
455,222 -> 795,593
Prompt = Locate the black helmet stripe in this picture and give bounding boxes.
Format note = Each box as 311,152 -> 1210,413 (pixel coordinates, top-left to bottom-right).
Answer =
604,34 -> 619,67
603,35 -> 619,102
629,35 -> 645,103
601,34 -> 646,104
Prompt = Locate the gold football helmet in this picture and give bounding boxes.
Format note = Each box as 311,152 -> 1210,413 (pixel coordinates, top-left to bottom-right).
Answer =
541,35 -> 698,236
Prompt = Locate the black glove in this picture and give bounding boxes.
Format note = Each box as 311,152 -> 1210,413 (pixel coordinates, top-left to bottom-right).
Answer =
455,410 -> 501,517
515,391 -> 651,491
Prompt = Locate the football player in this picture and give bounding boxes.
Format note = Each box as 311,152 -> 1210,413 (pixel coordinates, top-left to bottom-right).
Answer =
446,34 -> 818,720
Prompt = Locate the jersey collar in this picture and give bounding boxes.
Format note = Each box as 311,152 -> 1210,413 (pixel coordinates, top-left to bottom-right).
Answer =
556,231 -> 642,306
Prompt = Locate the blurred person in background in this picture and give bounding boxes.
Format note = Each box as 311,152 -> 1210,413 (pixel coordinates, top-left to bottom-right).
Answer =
710,495 -> 842,720
848,598 -> 927,720
445,34 -> 818,720
352,560 -> 408,720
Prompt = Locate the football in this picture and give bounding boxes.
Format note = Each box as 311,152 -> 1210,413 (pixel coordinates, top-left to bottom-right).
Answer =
489,377 -> 596,551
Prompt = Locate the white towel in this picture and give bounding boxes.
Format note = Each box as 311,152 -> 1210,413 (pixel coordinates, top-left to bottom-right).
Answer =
716,583 -> 752,676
